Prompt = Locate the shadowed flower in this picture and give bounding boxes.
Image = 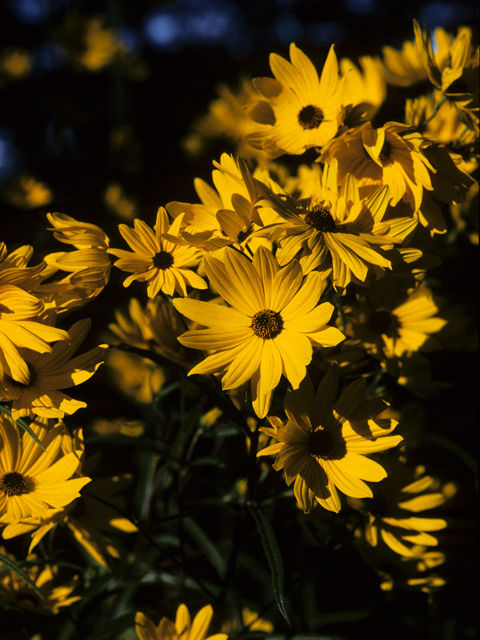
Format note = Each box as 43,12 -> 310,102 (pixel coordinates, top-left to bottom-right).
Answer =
174,246 -> 344,417
257,366 -> 402,512
136,603 -> 228,640
0,548 -> 81,615
108,207 -> 207,297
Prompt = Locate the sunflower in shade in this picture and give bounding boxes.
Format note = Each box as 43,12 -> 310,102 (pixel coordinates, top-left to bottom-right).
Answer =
173,246 -> 344,418
108,207 -> 207,297
136,603 -> 228,640
257,366 -> 402,513
245,43 -> 343,157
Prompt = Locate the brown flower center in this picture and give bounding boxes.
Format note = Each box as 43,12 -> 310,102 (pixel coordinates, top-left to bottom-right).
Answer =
308,428 -> 337,459
153,250 -> 174,270
304,205 -> 336,232
0,471 -> 28,496
364,138 -> 393,166
369,309 -> 400,336
298,105 -> 324,130
251,309 -> 283,339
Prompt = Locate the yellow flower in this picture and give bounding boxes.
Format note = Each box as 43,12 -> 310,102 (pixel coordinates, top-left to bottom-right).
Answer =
339,55 -> 386,127
108,207 -> 207,297
246,43 -> 343,157
40,212 -> 111,311
222,608 -> 273,634
257,366 -> 402,513
173,246 -> 344,418
1,174 -> 53,210
0,548 -> 81,615
257,159 -> 410,292
136,603 -> 228,640
345,279 -> 447,359
0,285 -> 70,384
320,122 -> 435,214
1,317 -> 107,419
350,462 -> 453,557
0,417 -> 90,524
0,48 -> 31,85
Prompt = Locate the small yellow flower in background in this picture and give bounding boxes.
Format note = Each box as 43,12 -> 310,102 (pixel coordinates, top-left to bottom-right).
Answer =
92,417 -> 145,438
54,13 -> 122,72
246,43 -> 343,157
183,77 -> 270,163
104,181 -> 139,221
0,417 -> 90,524
0,285 -> 70,384
257,366 -> 402,513
1,317 -> 107,419
136,603 -> 228,640
108,207 -> 207,297
381,30 -> 429,86
0,48 -> 32,86
174,246 -> 344,418
0,548 -> 81,615
1,175 -> 53,210
105,348 -> 165,404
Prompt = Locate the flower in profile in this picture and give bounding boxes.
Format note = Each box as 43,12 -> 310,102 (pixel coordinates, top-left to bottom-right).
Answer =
0,417 -> 90,524
1,317 -> 107,419
108,207 -> 207,297
173,246 -> 345,418
246,43 -> 343,157
0,548 -> 81,615
257,366 -> 402,513
135,603 -> 228,640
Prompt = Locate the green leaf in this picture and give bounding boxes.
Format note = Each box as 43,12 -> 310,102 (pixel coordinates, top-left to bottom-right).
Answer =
0,553 -> 45,600
183,516 -> 226,579
0,404 -> 45,451
248,504 -> 291,626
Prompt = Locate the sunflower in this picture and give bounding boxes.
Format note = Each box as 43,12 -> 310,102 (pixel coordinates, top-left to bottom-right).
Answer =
1,317 -> 107,419
173,246 -> 345,418
257,366 -> 402,513
256,159 -> 412,292
0,417 -> 90,524
245,43 -> 343,157
108,207 -> 207,297
136,603 -> 228,640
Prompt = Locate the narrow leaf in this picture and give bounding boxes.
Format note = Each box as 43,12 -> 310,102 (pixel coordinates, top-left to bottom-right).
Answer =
248,504 -> 291,626
0,405 -> 45,451
183,516 -> 226,579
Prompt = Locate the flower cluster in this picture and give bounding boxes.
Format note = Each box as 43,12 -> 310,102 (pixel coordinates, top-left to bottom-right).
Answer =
0,17 -> 477,634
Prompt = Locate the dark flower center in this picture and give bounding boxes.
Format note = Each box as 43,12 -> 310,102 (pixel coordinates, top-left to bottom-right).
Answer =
364,138 -> 393,166
369,309 -> 400,336
298,105 -> 324,130
5,361 -> 36,388
308,428 -> 337,459
251,309 -> 284,339
304,205 -> 336,232
0,471 -> 28,496
153,250 -> 174,270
